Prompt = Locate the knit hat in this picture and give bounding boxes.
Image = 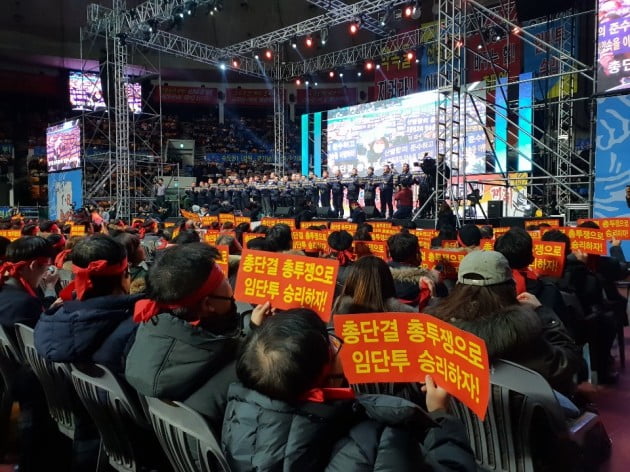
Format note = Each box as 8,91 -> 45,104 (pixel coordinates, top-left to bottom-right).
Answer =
457,250 -> 513,286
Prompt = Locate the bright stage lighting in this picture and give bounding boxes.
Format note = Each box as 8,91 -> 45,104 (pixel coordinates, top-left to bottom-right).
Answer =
305,36 -> 314,48
231,58 -> 240,68
291,38 -> 298,49
296,78 -> 302,86
329,70 -> 335,78
365,60 -> 374,71
406,51 -> 414,61
219,63 -> 226,71
264,49 -> 273,60
349,22 -> 360,34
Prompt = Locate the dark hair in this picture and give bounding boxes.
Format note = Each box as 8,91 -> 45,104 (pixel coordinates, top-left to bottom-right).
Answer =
71,234 -> 128,299
431,225 -> 457,248
479,225 -> 494,239
387,232 -> 420,263
237,309 -> 330,404
246,236 -> 276,252
6,236 -> 54,263
431,280 -> 518,322
578,221 -> 600,229
333,256 -> 397,313
21,224 -> 39,236
253,225 -> 269,235
328,230 -> 353,252
235,222 -> 251,245
458,224 -> 481,247
541,229 -> 571,257
172,230 -> 201,245
494,227 -> 534,269
353,226 -> 372,242
267,224 -> 292,251
39,220 -> 58,233
113,232 -> 144,265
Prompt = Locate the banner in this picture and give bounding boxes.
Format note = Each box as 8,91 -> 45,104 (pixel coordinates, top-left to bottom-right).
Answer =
353,240 -> 388,260
374,32 -> 419,100
330,222 -> 357,232
525,218 -> 562,227
480,239 -> 494,251
297,88 -> 358,107
0,229 -> 21,241
466,33 -> 523,84
219,213 -> 235,224
200,215 -> 219,227
420,248 -> 467,279
450,173 -> 529,217
203,230 -> 220,245
292,229 -> 331,252
577,218 -> 630,239
557,227 -> 607,255
242,232 -> 260,247
334,313 -> 490,419
261,217 -> 297,229
205,153 -> 275,164
156,86 -> 218,105
234,249 -> 339,321
226,88 -> 274,107
48,169 -> 83,221
530,241 -> 565,278
181,209 -> 201,222
418,22 -> 439,92
596,0 -> 630,94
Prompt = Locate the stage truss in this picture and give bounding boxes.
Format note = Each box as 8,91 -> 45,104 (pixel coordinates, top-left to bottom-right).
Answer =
83,0 -> 595,221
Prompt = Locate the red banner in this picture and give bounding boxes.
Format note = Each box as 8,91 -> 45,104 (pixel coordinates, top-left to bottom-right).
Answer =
234,249 -> 339,321
577,218 -> 630,240
296,87 -> 358,106
0,229 -> 21,241
530,241 -> 565,278
525,218 -> 561,228
200,215 -> 219,227
374,33 -> 419,100
480,239 -> 494,251
157,86 -> 218,105
330,222 -> 358,233
261,217 -> 297,230
226,88 -> 274,107
334,313 -> 490,420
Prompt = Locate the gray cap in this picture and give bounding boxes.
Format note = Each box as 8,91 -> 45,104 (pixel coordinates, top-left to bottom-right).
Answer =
457,250 -> 513,286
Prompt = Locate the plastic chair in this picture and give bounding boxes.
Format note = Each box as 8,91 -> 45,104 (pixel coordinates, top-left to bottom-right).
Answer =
0,326 -> 18,456
145,397 -> 231,472
14,323 -> 78,439
0,322 -> 23,364
70,363 -> 168,472
450,359 -> 610,472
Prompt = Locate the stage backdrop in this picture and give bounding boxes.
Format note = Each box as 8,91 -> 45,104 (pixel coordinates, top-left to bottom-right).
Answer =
594,95 -> 630,255
48,169 -> 83,221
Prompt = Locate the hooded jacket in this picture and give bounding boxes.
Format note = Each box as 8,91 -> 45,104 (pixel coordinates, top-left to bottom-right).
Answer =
124,312 -> 241,434
34,294 -> 141,375
388,262 -> 440,303
222,383 -> 476,472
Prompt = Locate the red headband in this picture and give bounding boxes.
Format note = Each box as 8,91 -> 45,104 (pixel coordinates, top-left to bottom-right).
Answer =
59,258 -> 128,301
52,236 -> 67,250
0,257 -> 51,298
50,224 -> 61,234
133,264 -> 226,323
55,248 -> 72,268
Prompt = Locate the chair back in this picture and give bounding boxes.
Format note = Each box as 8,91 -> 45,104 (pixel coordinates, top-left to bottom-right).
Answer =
0,350 -> 17,456
0,323 -> 22,364
449,359 -> 569,472
145,397 -> 231,472
69,363 -> 160,472
14,323 -> 78,439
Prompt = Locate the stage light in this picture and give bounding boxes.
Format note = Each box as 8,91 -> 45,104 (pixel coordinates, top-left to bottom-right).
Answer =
339,72 -> 344,78
329,70 -> 335,78
365,60 -> 374,71
305,36 -> 314,48
375,63 -> 381,70
219,63 -> 226,71
147,19 -> 158,33
314,81 -> 318,86
380,6 -> 392,27
320,27 -> 328,46
512,26 -> 521,35
357,71 -> 362,77
291,38 -> 298,49
231,58 -> 240,68
406,51 -> 415,61
296,78 -> 302,86
185,1 -> 197,16
264,49 -> 273,60
404,5 -> 414,18
254,53 -> 260,60
349,21 -> 360,34
455,39 -> 463,48
305,80 -> 310,86
411,1 -> 422,20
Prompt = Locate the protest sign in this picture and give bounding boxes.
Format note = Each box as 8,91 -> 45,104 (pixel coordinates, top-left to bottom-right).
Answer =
530,241 -> 565,278
421,249 -> 467,279
261,217 -> 297,229
292,229 -> 331,252
577,218 -> 630,240
0,229 -> 21,241
330,222 -> 358,232
214,245 -> 229,276
557,227 -> 607,255
353,241 -> 388,260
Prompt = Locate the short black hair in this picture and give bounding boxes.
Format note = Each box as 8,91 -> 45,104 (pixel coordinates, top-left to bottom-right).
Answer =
267,224 -> 292,251
494,227 -> 534,269
113,232 -> 143,265
172,230 -> 201,244
479,225 -> 494,239
578,221 -> 600,229
541,229 -> 571,257
39,220 -> 58,233
0,236 -> 12,258
71,235 -> 128,298
237,309 -> 329,404
253,225 -> 269,235
246,237 -> 276,252
6,236 -> 54,263
387,232 -> 420,263
328,230 -> 353,252
458,224 -> 481,247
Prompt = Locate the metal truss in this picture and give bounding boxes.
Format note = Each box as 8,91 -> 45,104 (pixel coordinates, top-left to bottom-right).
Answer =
273,51 -> 286,175
306,0 -> 392,36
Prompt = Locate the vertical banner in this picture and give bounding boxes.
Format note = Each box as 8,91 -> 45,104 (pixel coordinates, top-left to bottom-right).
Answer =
48,169 -> 83,221
314,112 -> 323,176
494,77 -> 508,174
418,22 -> 439,92
301,113 -> 310,177
518,72 -> 533,172
374,32 -> 419,100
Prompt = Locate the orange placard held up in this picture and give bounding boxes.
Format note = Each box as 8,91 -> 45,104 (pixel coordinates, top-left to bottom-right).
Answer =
70,225 -> 86,237
412,229 -> 439,249
423,249 -> 467,279
235,216 -> 252,225
441,240 -> 459,249
353,241 -> 388,261
330,222 -> 358,233
530,241 -> 565,278
0,229 -> 21,241
204,230 -> 220,245
525,218 -> 561,228
370,221 -> 393,231
292,229 -> 331,252
261,217 -> 297,229
213,245 -> 230,276
480,239 -> 494,251
527,230 -> 542,241
235,249 -> 339,321
164,221 -> 176,228
577,218 -> 630,240
334,313 -> 490,420
492,227 -> 511,239
200,215 -> 219,227
180,209 -> 200,223
242,232 -> 261,247
219,213 -> 235,224
557,227 -> 607,255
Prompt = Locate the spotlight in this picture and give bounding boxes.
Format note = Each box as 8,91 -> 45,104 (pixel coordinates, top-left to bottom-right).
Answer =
219,63 -> 226,71
329,70 -> 335,78
305,80 -> 310,86
349,21 -> 360,34
231,58 -> 240,68
320,27 -> 328,46
296,78 -> 302,86
380,6 -> 392,27
147,19 -> 158,33
455,39 -> 463,48
264,49 -> 273,60
314,82 -> 318,86
357,71 -> 362,77
305,36 -> 314,48
291,38 -> 298,49
512,26 -> 521,35
254,53 -> 260,60
339,72 -> 344,78
185,1 -> 197,16
411,1 -> 422,20
365,60 -> 374,71
406,51 -> 415,61
375,63 -> 381,70
477,43 -> 483,50
404,4 -> 414,18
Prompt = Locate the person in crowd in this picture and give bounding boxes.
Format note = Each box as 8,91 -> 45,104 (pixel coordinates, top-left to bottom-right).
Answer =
172,229 -> 201,244
332,255 -> 416,315
387,232 -> 439,306
457,223 -> 482,252
479,225 -> 494,240
380,164 -> 394,219
246,236 -> 277,252
0,235 -> 11,259
222,309 -> 476,472
114,231 -> 149,294
327,231 -> 355,293
436,201 -> 457,231
348,200 -> 366,224
125,243 -> 266,434
431,225 -> 458,249
266,223 -> 292,252
363,166 -> 377,209
425,251 -> 581,396
34,234 -> 138,375
393,183 -> 413,219
317,169 -> 332,210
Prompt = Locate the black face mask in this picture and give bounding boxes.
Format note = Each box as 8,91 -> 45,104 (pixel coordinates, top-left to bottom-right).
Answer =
200,299 -> 239,335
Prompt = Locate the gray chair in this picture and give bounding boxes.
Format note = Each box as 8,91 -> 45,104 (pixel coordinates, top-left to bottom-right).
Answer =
450,359 -> 610,472
145,397 -> 231,472
70,363 -> 168,472
14,323 -> 79,439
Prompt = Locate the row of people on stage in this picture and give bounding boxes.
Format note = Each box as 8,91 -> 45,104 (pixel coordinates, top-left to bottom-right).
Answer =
182,161 -> 441,219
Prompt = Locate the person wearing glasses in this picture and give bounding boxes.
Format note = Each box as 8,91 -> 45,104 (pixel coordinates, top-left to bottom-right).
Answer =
222,309 -> 476,472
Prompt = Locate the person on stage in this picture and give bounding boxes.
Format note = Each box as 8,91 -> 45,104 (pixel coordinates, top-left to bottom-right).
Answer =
345,168 -> 361,205
363,166 -> 377,209
154,178 -> 166,210
399,163 -> 414,187
380,164 -> 394,219
331,169 -> 344,218
393,183 -> 413,220
317,170 -> 331,210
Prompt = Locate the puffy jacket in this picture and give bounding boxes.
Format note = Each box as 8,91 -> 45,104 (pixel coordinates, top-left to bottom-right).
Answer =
34,294 -> 141,374
222,383 -> 476,472
124,312 -> 241,434
388,262 -> 440,303
0,278 -> 43,329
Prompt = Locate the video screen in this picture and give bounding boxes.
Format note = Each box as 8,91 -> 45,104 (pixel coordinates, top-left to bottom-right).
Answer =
69,71 -> 142,112
327,89 -> 487,175
47,120 -> 81,173
597,0 -> 630,94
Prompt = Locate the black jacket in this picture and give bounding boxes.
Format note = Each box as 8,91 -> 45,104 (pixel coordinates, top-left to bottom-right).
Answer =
222,383 -> 476,472
34,294 -> 141,375
0,278 -> 44,329
124,312 -> 241,434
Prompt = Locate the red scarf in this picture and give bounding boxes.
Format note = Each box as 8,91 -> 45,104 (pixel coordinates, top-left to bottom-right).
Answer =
512,268 -> 538,295
133,264 -> 226,323
334,250 -> 355,267
52,236 -> 67,250
59,258 -> 128,301
0,257 -> 50,297
54,249 -> 72,268
299,388 -> 356,403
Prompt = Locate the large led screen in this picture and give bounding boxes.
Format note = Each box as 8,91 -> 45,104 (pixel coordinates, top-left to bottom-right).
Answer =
597,0 -> 630,94
46,120 -> 81,173
69,71 -> 142,112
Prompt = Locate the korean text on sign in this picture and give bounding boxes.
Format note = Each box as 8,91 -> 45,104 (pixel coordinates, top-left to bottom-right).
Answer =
557,227 -> 607,255
333,313 -> 490,420
577,218 -> 630,240
530,241 -> 565,278
423,249 -> 467,280
213,245 -> 229,276
234,248 -> 339,321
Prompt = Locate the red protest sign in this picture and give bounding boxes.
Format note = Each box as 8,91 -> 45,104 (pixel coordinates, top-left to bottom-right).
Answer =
525,218 -> 561,227
0,229 -> 21,241
242,232 -> 261,247
577,218 -> 630,240
557,227 -> 607,255
292,229 -> 331,252
480,239 -> 494,251
422,249 -> 467,279
530,241 -> 565,278
492,227 -> 511,239
214,245 -> 229,276
234,249 -> 339,321
353,241 -> 388,260
219,213 -> 235,224
527,230 -> 542,241
441,240 -> 459,249
261,217 -> 297,229
370,221 -> 393,231
180,209 -> 200,222
330,222 -> 358,233
235,216 -> 252,225
203,231 -> 220,245
412,229 -> 439,249
200,215 -> 219,227
334,313 -> 490,420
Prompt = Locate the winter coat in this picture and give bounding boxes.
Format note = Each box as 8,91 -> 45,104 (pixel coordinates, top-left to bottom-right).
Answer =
34,294 -> 141,375
332,295 -> 416,315
0,278 -> 43,329
222,383 -> 476,472
388,262 -> 439,303
124,312 -> 241,434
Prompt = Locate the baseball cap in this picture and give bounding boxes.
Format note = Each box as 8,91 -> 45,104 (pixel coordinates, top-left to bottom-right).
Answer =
457,250 -> 513,286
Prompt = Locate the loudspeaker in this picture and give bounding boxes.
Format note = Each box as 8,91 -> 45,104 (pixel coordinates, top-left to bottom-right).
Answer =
414,219 -> 437,229
364,206 -> 378,218
488,201 -> 503,219
275,207 -> 293,217
317,207 -> 331,218
515,0 -> 575,22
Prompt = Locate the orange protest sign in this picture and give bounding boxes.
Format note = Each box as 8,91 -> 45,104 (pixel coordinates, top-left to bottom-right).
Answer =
441,240 -> 459,249
200,215 -> 219,227
330,222 -> 358,233
219,213 -> 235,224
530,241 -> 565,278
353,241 -> 388,260
235,216 -> 252,225
132,218 -> 144,226
557,227 -> 607,255
412,229 -> 439,249
370,221 -> 393,231
423,249 -> 467,279
213,245 -> 229,276
70,225 -> 86,237
480,239 -> 494,251
164,221 -> 176,228
525,218 -> 561,227
577,218 -> 630,240
0,229 -> 21,241
292,229 -> 331,252
527,230 -> 542,240
203,230 -> 220,245
261,217 -> 297,229
334,313 -> 490,420
492,227 -> 511,239
234,249 -> 339,321
242,232 -> 261,247
180,209 -> 200,222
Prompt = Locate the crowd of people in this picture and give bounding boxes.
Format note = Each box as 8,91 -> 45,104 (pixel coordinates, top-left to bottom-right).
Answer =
0,208 -> 623,470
